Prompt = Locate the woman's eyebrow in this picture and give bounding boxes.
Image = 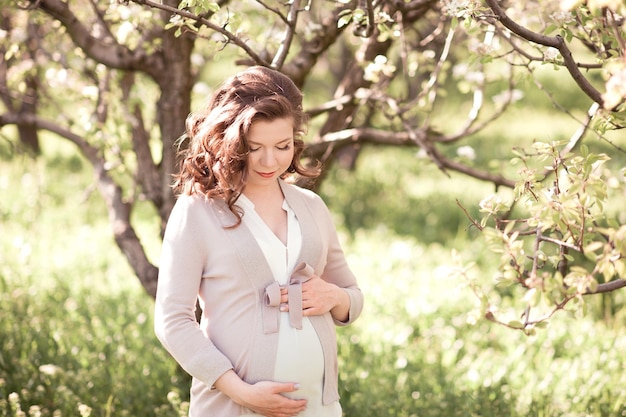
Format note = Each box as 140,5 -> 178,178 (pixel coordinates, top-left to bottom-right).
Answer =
248,137 -> 293,145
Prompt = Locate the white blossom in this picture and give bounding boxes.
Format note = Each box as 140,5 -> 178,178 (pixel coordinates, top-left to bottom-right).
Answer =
479,194 -> 508,213
39,364 -> 63,376
28,405 -> 42,417
442,0 -> 477,19
78,404 -> 92,417
457,145 -> 476,160
81,85 -> 99,100
468,38 -> 495,56
560,0 -> 583,10
116,21 -> 135,44
492,89 -> 524,106
602,67 -> 626,109
549,10 -> 575,25
363,55 -> 396,83
543,47 -> 561,61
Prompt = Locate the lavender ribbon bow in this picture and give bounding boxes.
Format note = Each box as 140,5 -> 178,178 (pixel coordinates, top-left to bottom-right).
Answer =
263,262 -> 315,334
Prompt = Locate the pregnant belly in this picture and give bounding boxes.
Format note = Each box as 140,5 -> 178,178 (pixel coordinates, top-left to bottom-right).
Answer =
273,315 -> 324,400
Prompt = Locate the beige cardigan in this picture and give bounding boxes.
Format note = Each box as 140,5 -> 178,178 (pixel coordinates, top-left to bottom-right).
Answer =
154,180 -> 364,417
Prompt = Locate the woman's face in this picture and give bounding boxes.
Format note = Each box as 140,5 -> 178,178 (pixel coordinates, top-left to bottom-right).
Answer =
245,117 -> 295,191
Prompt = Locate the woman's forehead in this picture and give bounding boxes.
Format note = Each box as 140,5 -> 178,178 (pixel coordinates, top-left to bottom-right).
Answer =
247,118 -> 294,144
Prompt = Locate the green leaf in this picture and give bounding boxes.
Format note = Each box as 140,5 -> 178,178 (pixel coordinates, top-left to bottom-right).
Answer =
583,241 -> 604,260
337,11 -> 353,28
207,2 -> 220,12
580,143 -> 589,157
524,327 -> 537,336
185,22 -> 199,32
544,24 -> 558,35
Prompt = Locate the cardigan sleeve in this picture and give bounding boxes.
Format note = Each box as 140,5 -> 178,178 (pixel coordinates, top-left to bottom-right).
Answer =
313,194 -> 364,326
154,195 -> 233,388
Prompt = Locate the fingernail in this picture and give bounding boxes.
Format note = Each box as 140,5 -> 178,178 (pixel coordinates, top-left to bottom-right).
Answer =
294,383 -> 300,389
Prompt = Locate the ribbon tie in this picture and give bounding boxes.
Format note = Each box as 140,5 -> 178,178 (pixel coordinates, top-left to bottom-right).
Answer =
262,262 -> 315,334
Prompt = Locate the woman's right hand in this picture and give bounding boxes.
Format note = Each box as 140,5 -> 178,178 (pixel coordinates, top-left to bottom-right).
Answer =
215,370 -> 307,417
239,380 -> 307,417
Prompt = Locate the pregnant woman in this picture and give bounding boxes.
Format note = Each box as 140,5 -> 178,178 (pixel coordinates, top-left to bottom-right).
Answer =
154,65 -> 364,417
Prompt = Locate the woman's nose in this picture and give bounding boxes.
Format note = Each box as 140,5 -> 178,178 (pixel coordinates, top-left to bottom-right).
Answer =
261,149 -> 275,166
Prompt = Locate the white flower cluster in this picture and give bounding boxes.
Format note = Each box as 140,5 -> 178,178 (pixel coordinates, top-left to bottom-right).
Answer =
457,145 -> 476,160
543,47 -> 561,61
363,55 -> 397,83
453,63 -> 485,84
468,38 -> 496,56
492,89 -> 524,106
78,403 -> 93,417
603,66 -> 626,109
549,10 -> 575,26
441,0 -> 478,19
479,194 -> 509,214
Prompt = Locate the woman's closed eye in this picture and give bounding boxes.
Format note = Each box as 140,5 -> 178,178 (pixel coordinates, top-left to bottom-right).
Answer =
249,144 -> 292,152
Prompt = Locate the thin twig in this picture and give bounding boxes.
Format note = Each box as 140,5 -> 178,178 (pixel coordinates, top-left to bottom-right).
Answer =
357,0 -> 375,38
456,199 -> 483,231
271,0 -> 300,68
131,0 -> 266,65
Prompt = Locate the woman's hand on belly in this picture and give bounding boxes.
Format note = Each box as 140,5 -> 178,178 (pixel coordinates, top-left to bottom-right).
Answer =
280,276 -> 351,322
215,370 -> 307,417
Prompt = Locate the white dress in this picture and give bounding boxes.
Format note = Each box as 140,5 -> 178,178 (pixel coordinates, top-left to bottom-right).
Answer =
237,194 -> 342,417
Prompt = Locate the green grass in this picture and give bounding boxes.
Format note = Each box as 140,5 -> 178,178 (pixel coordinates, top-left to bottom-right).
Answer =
2,135 -> 626,416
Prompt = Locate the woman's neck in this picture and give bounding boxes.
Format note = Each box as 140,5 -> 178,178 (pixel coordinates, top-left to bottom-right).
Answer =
243,180 -> 283,203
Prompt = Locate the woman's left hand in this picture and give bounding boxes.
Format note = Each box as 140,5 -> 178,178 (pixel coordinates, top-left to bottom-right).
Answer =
280,276 -> 350,322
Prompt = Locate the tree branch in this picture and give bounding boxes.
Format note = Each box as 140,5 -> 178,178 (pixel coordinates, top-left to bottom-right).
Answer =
88,0 -> 117,42
305,128 -> 414,158
485,0 -> 605,106
282,1 -> 354,87
354,0 -> 375,38
131,0 -> 267,65
255,0 -> 288,23
547,102 -> 600,174
586,279 -> 626,294
307,94 -> 355,118
433,145 -> 516,188
422,24 -> 456,119
271,0 -> 300,69
437,27 -> 516,143
28,0 -> 146,71
130,103 -> 163,208
305,127 -> 517,188
0,112 -> 159,297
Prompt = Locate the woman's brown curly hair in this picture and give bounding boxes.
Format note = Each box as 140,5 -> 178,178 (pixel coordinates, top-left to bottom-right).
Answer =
173,66 -> 320,226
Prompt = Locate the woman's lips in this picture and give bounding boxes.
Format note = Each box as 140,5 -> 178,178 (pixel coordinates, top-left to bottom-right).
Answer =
257,171 -> 276,178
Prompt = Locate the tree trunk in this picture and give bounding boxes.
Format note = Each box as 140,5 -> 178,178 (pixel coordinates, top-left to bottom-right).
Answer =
148,4 -> 196,232
133,14 -> 195,295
